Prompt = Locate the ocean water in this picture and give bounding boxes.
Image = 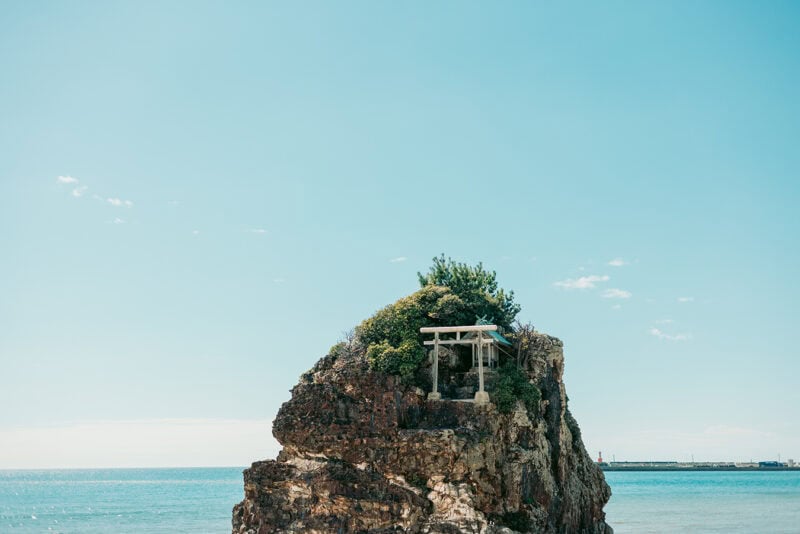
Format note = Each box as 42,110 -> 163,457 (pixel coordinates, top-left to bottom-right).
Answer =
1,468 -> 799,533
604,471 -> 800,533
0,468 -> 244,533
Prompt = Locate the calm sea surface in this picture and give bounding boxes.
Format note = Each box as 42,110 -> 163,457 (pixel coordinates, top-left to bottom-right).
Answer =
1,468 -> 799,532
604,470 -> 800,533
0,468 -> 244,533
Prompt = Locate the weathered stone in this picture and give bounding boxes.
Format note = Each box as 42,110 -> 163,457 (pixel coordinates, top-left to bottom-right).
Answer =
233,333 -> 612,533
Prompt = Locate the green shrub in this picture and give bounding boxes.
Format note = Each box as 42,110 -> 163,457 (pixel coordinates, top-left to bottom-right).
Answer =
366,339 -> 425,379
358,285 -> 475,382
418,254 -> 520,330
327,342 -> 347,358
493,362 -> 541,414
358,286 -> 451,348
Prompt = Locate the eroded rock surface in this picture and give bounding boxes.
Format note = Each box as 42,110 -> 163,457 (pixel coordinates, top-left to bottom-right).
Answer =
232,333 -> 612,533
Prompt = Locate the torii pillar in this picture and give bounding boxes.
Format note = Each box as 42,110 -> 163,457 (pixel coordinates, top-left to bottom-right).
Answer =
474,330 -> 490,405
427,331 -> 441,400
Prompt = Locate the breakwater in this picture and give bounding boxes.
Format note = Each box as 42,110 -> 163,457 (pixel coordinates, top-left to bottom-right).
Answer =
600,461 -> 800,472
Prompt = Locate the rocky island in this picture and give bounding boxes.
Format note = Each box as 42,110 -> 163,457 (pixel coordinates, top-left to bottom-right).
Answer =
233,257 -> 612,533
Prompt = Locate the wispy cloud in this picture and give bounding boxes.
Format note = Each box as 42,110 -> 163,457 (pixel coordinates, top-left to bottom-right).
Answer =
57,175 -> 79,184
107,198 -> 133,207
611,304 -> 622,310
649,327 -> 690,341
192,230 -> 200,235
677,296 -> 694,303
602,288 -> 632,299
608,258 -> 627,267
248,228 -> 267,234
273,278 -> 286,284
72,186 -> 88,197
554,274 -> 609,290
167,200 -> 181,206
655,319 -> 674,324
389,256 -> 407,263
112,217 -> 125,225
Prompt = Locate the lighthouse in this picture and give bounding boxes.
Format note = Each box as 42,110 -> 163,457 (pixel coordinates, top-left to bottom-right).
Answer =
597,451 -> 604,463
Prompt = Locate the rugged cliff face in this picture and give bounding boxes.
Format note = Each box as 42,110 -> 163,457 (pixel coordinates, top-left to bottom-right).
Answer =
232,332 -> 612,533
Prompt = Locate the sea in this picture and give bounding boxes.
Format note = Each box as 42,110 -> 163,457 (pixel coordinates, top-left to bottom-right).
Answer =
1,468 -> 799,533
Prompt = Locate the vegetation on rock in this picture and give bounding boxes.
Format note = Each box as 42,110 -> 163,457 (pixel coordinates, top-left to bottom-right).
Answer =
417,254 -> 520,330
493,361 -> 541,414
358,255 -> 522,382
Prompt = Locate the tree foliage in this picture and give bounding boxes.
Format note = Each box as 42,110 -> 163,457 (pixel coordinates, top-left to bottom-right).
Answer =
358,256 -> 522,382
357,285 -> 468,382
417,254 -> 520,330
365,340 -> 422,379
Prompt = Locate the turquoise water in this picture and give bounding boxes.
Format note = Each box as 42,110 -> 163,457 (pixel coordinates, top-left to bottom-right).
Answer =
1,468 -> 798,532
605,471 -> 800,533
0,468 -> 244,533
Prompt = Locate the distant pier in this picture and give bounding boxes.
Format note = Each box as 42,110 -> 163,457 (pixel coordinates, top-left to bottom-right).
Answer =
599,460 -> 800,472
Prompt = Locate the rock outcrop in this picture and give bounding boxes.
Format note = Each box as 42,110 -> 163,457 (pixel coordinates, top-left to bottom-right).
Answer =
233,332 -> 612,533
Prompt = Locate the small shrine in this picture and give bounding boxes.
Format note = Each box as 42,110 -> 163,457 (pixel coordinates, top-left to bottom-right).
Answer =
419,319 -> 513,404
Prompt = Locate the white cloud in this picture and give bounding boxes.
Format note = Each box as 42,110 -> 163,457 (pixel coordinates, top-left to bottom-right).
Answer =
192,230 -> 200,235
248,228 -> 267,234
107,197 -> 133,207
389,256 -> 407,263
649,327 -> 690,341
611,304 -> 622,310
273,278 -> 286,284
112,218 -> 125,225
655,318 -> 674,324
554,274 -> 609,290
0,418 -> 278,469
608,258 -> 627,267
57,175 -> 79,184
72,186 -> 88,197
602,288 -> 632,299
678,296 -> 694,302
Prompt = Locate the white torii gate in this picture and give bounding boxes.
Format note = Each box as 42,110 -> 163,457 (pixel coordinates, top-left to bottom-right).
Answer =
419,324 -> 499,405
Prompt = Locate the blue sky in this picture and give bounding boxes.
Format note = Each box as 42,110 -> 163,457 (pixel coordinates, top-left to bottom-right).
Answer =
1,1 -> 799,468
